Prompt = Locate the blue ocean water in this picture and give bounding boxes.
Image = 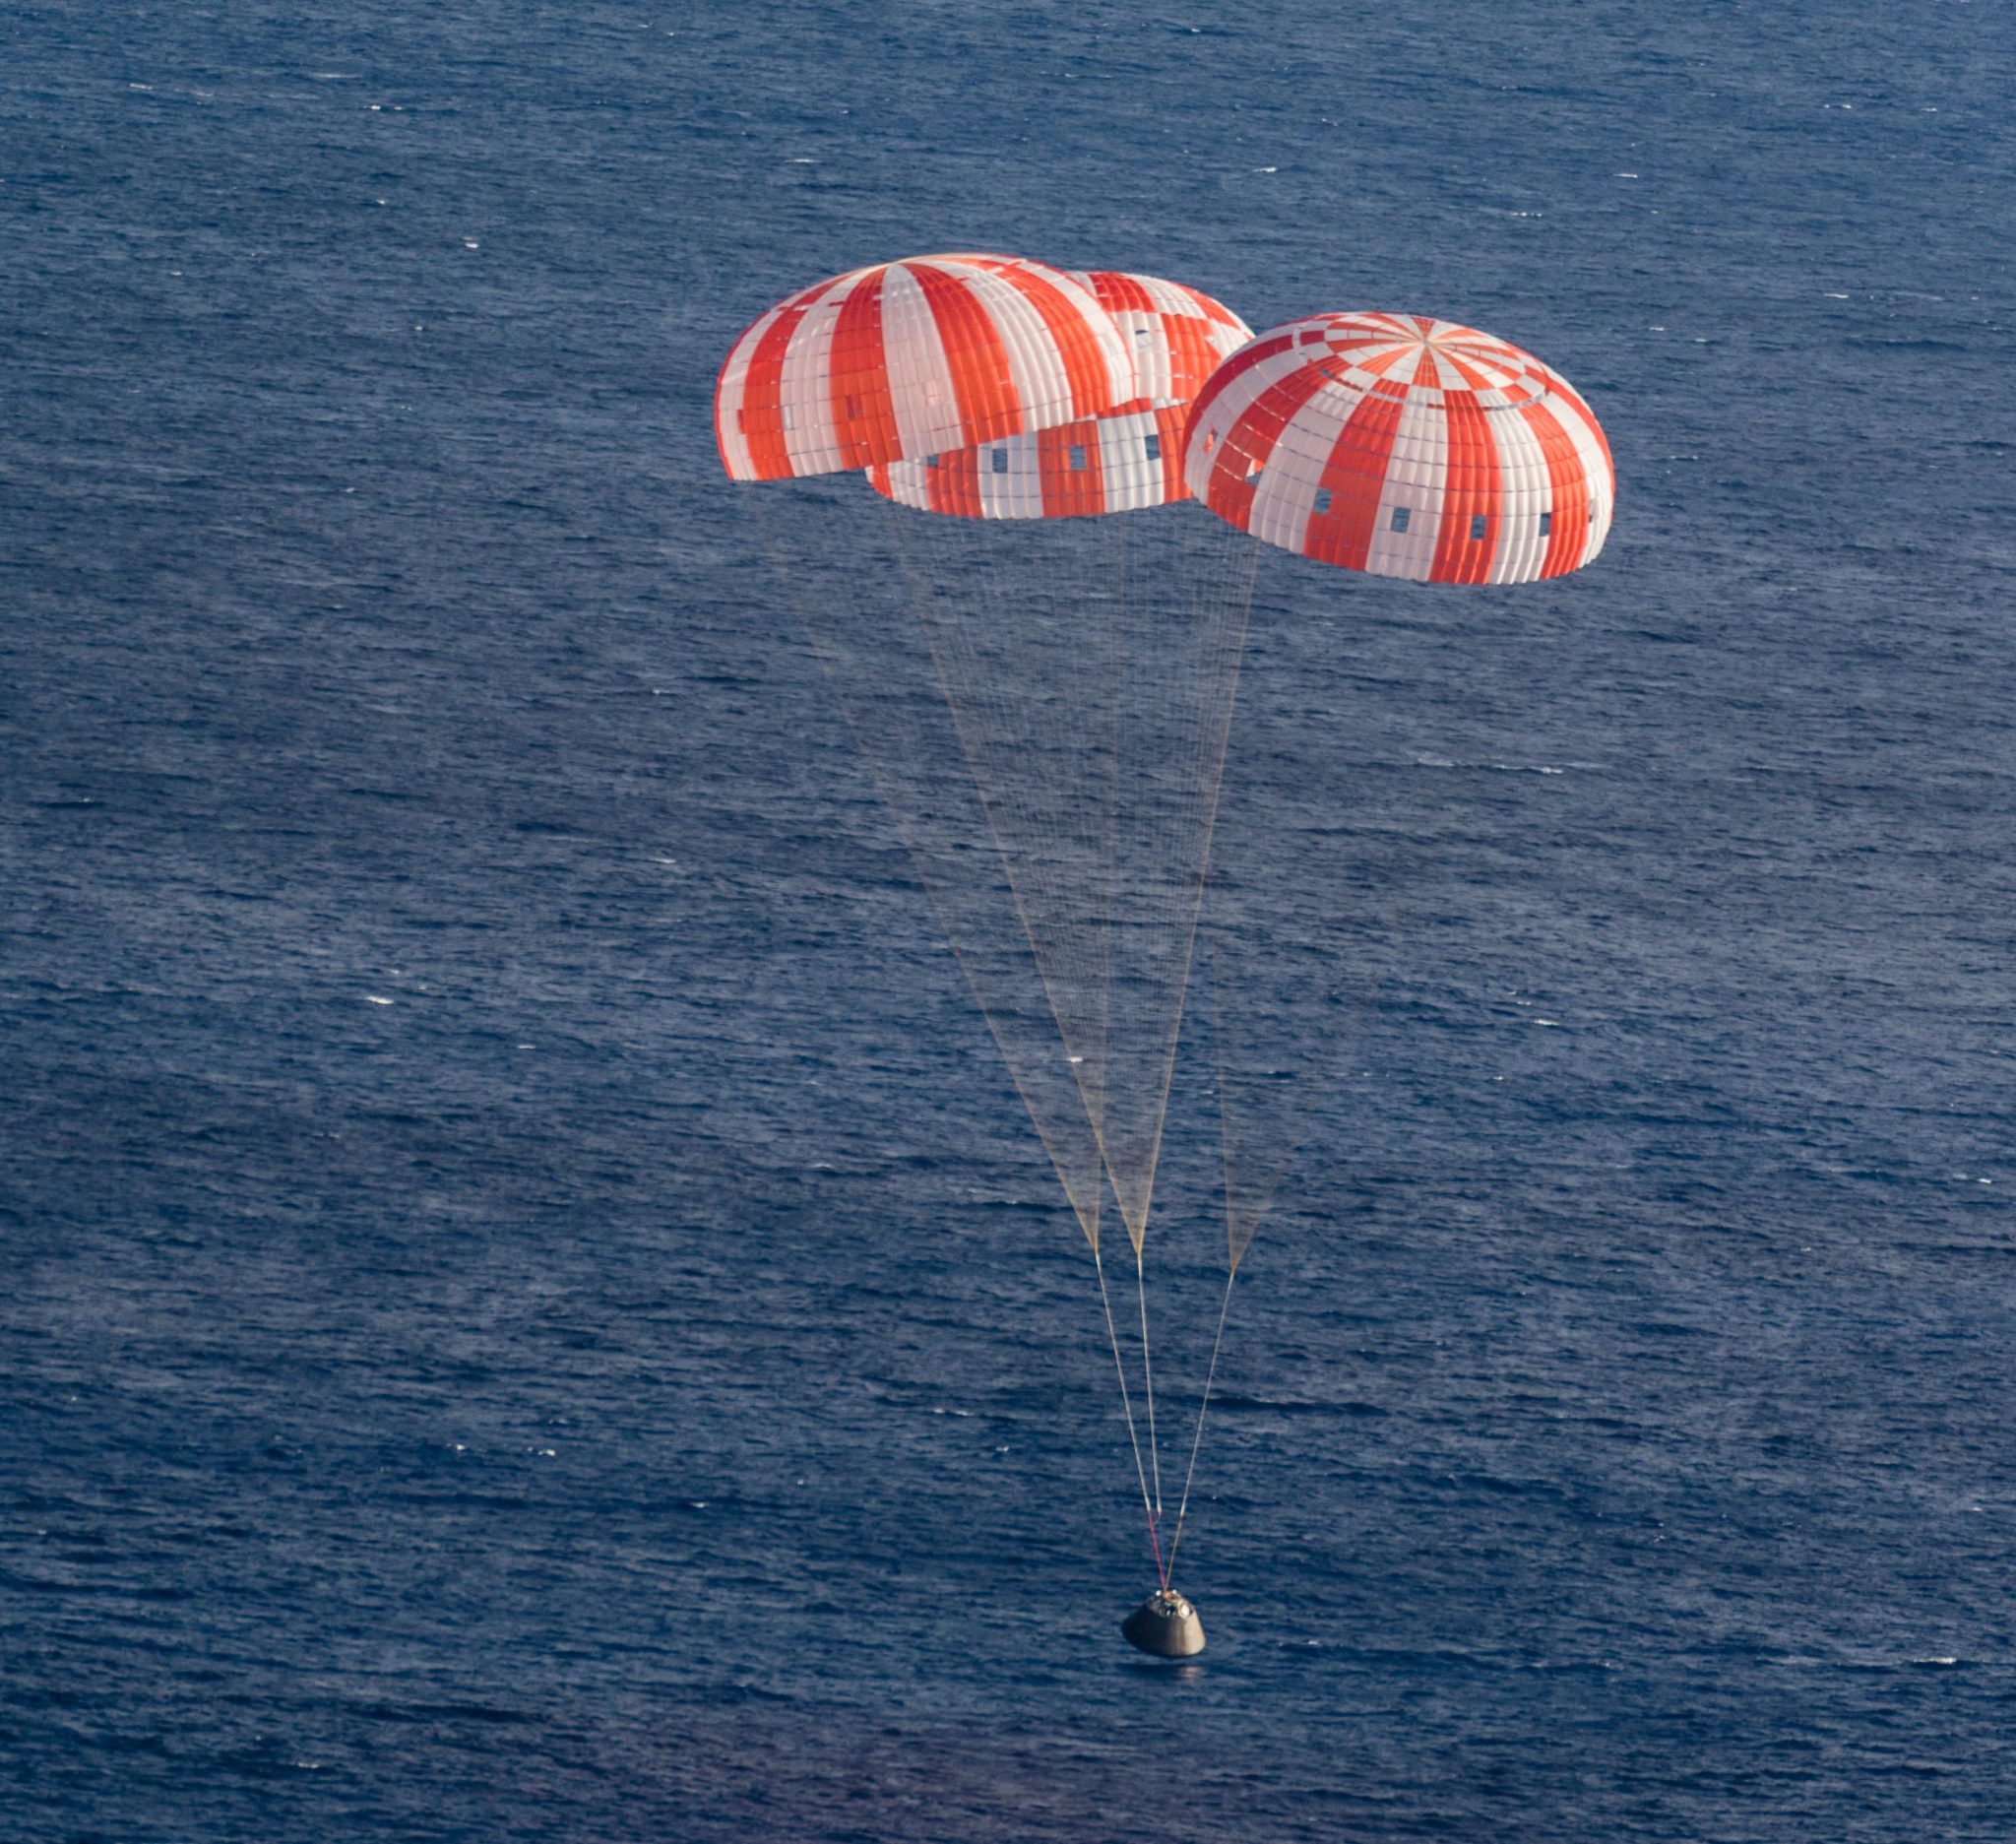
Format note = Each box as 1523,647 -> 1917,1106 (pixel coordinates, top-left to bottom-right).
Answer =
5,2 -> 2014,1837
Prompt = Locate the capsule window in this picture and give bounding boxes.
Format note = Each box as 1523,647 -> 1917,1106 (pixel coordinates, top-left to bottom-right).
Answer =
1313,488 -> 1333,515
1391,505 -> 1411,534
1470,514 -> 1488,540
1069,445 -> 1088,473
1539,510 -> 1552,537
1143,433 -> 1161,461
991,448 -> 1008,475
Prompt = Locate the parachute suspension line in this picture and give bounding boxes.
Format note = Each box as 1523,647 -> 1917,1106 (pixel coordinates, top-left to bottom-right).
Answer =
1114,516 -> 1260,1575
1095,1244 -> 1166,1588
885,498 -> 1259,1259
890,499 -> 1115,1146
1135,1243 -> 1163,1519
755,488 -> 1104,1240
833,495 -> 1251,1577
1115,516 -> 1262,1236
884,507 -> 1090,1046
1165,1264 -> 1237,1584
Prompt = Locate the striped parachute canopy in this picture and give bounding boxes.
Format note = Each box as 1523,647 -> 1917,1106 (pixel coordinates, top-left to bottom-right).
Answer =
714,253 -> 1133,482
868,271 -> 1252,519
1183,312 -> 1614,584
1075,269 -> 1254,409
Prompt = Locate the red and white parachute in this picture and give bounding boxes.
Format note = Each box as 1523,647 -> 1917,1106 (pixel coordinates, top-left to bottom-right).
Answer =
1183,311 -> 1613,583
713,253 -> 1131,482
865,270 -> 1251,519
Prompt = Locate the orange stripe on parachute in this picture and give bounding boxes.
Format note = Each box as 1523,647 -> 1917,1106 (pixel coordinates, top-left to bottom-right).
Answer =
1203,360 -> 1333,534
1038,421 -> 1106,518
1302,390 -> 1405,572
1004,265 -> 1124,422
828,269 -> 891,473
1429,392 -> 1499,585
725,287 -> 821,481
1519,399 -> 1591,579
914,262 -> 1023,450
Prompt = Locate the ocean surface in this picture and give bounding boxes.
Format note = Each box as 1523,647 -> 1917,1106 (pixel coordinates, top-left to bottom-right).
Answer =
5,3 -> 2014,1838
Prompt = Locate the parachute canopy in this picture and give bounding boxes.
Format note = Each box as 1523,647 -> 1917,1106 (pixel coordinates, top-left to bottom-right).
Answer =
866,399 -> 1193,519
867,270 -> 1252,520
1069,269 -> 1252,406
713,253 -> 1132,482
1183,312 -> 1614,584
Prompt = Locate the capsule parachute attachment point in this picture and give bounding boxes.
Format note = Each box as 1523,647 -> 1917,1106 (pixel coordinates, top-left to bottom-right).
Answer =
1121,1588 -> 1205,1658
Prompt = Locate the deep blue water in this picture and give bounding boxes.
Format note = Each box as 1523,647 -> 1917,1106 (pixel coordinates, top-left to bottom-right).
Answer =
6,3 -> 2015,1838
